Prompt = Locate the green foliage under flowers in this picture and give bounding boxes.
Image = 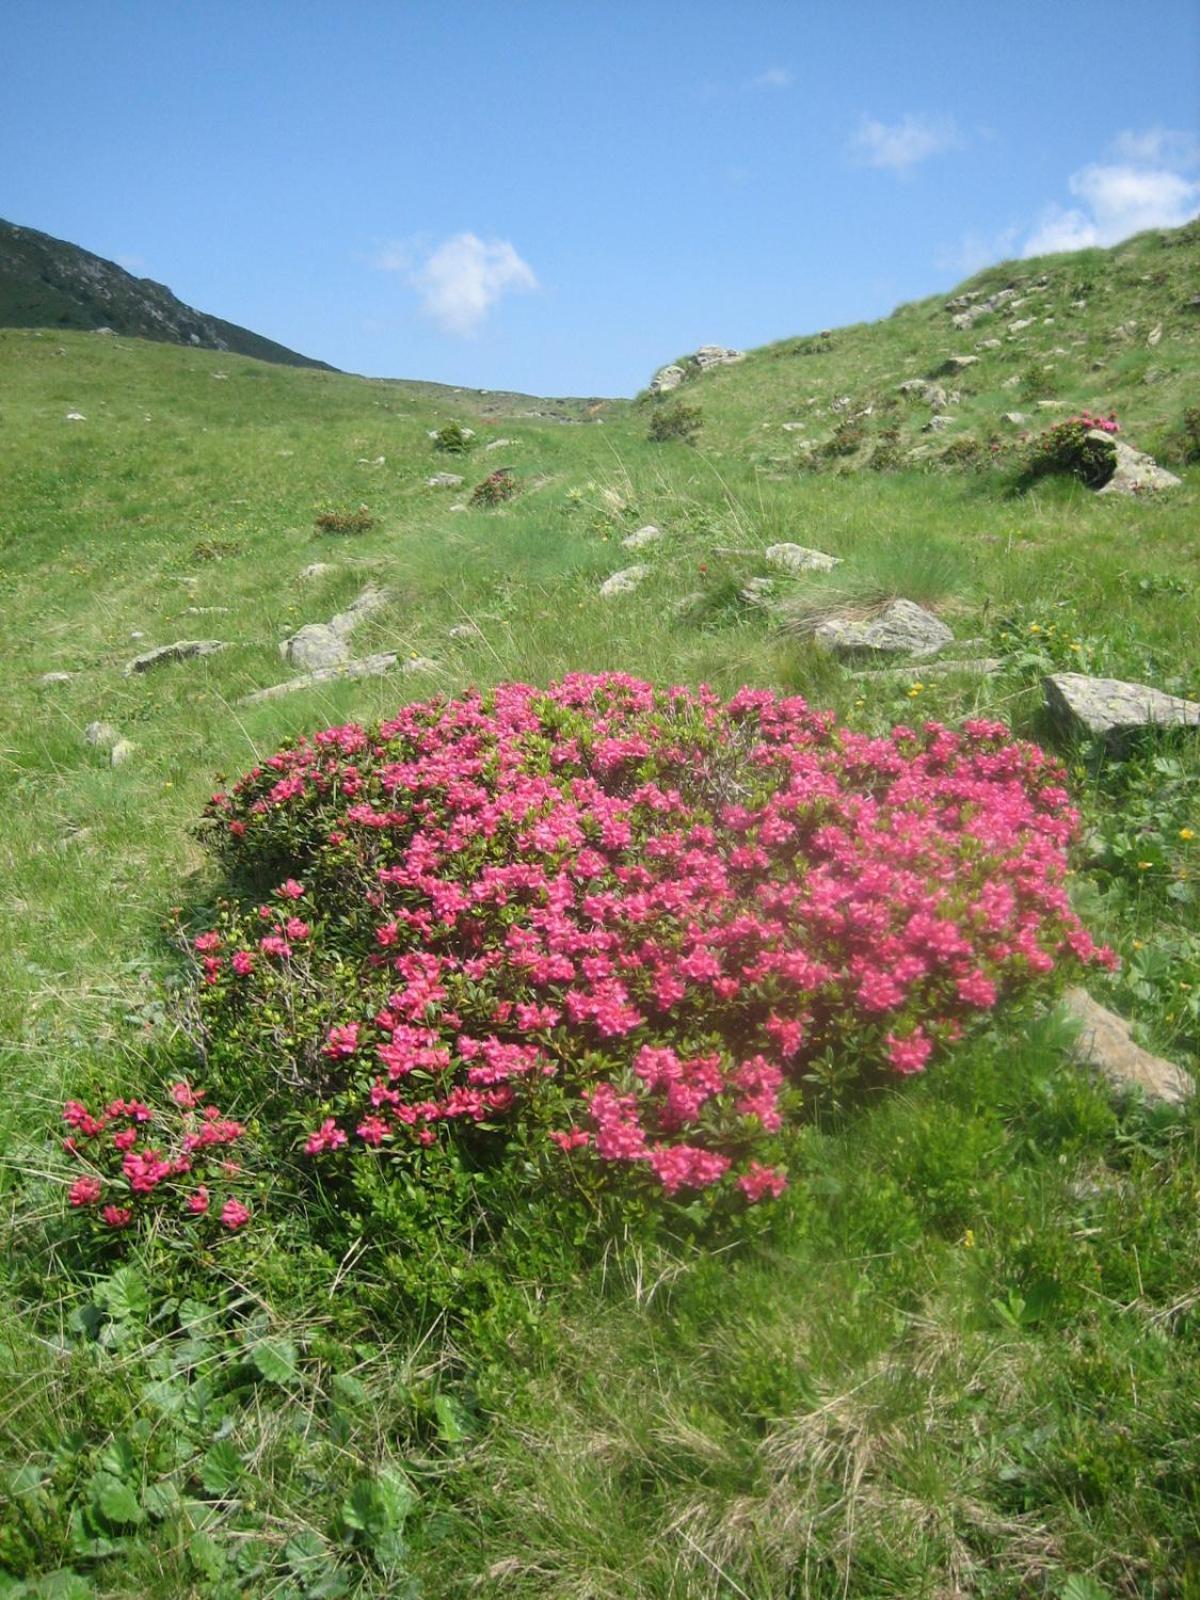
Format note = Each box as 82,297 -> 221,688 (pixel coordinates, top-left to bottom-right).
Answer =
431,422 -> 473,456
1023,418 -> 1118,489
468,467 -> 517,506
315,504 -> 376,535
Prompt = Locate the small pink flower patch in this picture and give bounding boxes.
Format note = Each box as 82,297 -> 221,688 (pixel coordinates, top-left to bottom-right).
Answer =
220,1198 -> 250,1230
886,1028 -> 933,1075
102,1205 -> 133,1229
187,1185 -> 210,1215
68,1176 -> 102,1207
305,1118 -> 348,1155
738,1162 -> 789,1203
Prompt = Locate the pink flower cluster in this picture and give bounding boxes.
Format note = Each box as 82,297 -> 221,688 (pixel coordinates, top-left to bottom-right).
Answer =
61,1084 -> 251,1232
1070,410 -> 1120,434
198,675 -> 1113,1206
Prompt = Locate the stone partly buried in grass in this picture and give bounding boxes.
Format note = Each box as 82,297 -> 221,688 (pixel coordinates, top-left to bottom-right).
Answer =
1043,672 -> 1200,748
280,585 -> 388,672
813,599 -> 953,660
123,639 -> 226,676
1062,987 -> 1193,1108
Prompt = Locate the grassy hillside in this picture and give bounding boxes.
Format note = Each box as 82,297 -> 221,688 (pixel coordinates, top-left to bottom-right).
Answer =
0,218 -> 337,370
1,226 -> 1199,1599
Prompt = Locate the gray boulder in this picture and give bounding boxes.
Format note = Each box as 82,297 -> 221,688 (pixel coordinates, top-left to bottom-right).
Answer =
898,379 -> 952,408
599,565 -> 649,598
1062,988 -> 1192,1108
427,472 -> 464,488
281,586 -> 388,670
84,721 -> 120,749
622,524 -> 663,550
934,355 -> 979,375
1094,435 -> 1182,496
764,543 -> 841,574
693,345 -> 744,370
124,640 -> 225,676
1044,673 -> 1200,747
814,599 -> 953,660
649,364 -> 686,394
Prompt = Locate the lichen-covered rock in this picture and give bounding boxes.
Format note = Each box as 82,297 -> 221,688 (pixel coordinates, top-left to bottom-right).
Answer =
426,472 -> 465,488
1043,673 -> 1200,745
84,721 -> 120,749
1094,435 -> 1182,496
622,524 -> 663,550
649,364 -> 686,394
239,652 -> 399,704
814,599 -> 953,659
763,543 -> 841,574
1062,988 -> 1193,1108
599,565 -> 649,598
124,640 -> 225,676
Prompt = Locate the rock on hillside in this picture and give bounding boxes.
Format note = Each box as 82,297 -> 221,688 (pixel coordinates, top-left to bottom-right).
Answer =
0,217 -> 335,369
650,345 -> 744,393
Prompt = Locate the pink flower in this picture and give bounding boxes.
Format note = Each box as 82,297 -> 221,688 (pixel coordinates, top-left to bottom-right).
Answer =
187,1185 -> 210,1215
305,1118 -> 348,1155
738,1162 -> 789,1203
277,879 -> 306,899
170,1081 -> 202,1108
68,1176 -> 102,1207
886,1028 -> 933,1075
220,1198 -> 250,1230
231,950 -> 255,976
193,931 -> 222,953
323,1023 -> 360,1059
102,1205 -> 133,1228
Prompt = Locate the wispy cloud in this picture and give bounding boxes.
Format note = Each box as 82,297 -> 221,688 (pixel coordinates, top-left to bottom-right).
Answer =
849,113 -> 961,173
372,232 -> 538,335
1024,134 -> 1200,255
751,66 -> 793,90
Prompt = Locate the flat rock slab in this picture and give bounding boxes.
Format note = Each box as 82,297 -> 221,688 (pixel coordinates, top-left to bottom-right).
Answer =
1093,435 -> 1182,496
815,599 -> 953,660
40,671 -> 74,685
599,565 -> 648,598
239,653 -> 399,704
1044,673 -> 1200,746
1062,988 -> 1193,1108
764,543 -> 841,574
427,472 -> 464,488
853,657 -> 1002,680
124,640 -> 225,676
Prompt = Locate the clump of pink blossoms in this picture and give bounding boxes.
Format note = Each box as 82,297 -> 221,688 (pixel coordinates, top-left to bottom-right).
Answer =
190,674 -> 1113,1209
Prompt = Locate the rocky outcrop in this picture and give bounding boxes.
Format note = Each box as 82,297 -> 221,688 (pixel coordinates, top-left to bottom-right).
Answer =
764,543 -> 841,574
813,599 -> 953,660
1093,434 -> 1182,496
649,346 -> 744,393
1044,673 -> 1200,746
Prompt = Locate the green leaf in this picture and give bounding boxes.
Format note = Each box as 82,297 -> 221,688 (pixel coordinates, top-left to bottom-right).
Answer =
95,1266 -> 149,1322
250,1336 -> 299,1385
97,1436 -> 137,1480
433,1393 -> 468,1445
331,1372 -> 370,1408
1060,1578 -> 1112,1600
142,1480 -> 183,1521
199,1439 -> 242,1497
91,1473 -> 144,1526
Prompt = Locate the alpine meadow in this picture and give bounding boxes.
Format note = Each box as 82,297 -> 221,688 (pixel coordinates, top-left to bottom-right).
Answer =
2,216 -> 1200,1600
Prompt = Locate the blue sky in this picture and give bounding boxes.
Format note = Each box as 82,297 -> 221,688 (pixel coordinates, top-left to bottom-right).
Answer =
4,1 -> 1198,395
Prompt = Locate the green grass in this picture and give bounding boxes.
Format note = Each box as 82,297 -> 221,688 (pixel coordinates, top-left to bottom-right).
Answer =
1,223 -> 1199,1598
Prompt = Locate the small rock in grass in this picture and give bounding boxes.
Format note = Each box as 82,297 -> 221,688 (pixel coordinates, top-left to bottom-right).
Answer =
741,577 -> 776,606
39,671 -> 74,685
923,415 -> 956,433
1043,673 -> 1200,747
65,411 -> 86,422
1062,988 -> 1192,1108
300,563 -> 334,579
599,565 -> 649,598
281,623 -> 350,671
814,599 -> 953,660
448,623 -> 481,640
764,543 -> 841,574
427,472 -> 464,488
622,524 -> 663,550
1001,411 -> 1029,426
84,721 -> 121,749
123,640 -> 226,676
934,354 -> 979,375
485,437 -> 515,451
109,738 -> 136,767
401,656 -> 439,674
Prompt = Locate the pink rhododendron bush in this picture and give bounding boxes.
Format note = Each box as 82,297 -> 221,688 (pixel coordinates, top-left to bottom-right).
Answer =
139,671 -> 1112,1225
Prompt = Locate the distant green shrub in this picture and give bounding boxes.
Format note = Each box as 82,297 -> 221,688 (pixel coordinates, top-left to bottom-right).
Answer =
937,435 -> 988,472
433,422 -> 474,455
315,505 -> 376,535
867,427 -> 905,472
1024,419 -> 1118,488
1175,405 -> 1200,463
191,536 -> 244,562
821,419 -> 867,458
647,400 -> 703,444
470,469 -> 518,507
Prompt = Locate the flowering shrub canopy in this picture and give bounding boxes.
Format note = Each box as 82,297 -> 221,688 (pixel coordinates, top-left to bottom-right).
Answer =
1026,413 -> 1120,487
181,674 -> 1111,1210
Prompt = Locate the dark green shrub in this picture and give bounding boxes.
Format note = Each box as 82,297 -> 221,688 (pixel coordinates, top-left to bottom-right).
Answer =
315,505 -> 376,535
470,469 -> 518,507
821,419 -> 867,458
937,435 -> 988,472
1024,419 -> 1118,488
433,422 -> 473,455
647,400 -> 703,444
867,427 -> 904,473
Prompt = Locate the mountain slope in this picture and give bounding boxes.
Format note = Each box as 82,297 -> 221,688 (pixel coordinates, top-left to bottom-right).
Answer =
0,216 -> 337,370
643,220 -> 1200,474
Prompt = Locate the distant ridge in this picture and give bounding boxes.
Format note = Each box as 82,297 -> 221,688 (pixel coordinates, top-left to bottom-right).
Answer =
0,218 -> 337,371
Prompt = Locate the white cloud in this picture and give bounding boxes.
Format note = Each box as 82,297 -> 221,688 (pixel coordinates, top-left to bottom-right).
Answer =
751,67 -> 793,90
373,232 -> 538,335
849,113 -> 961,173
1024,160 -> 1200,256
1111,126 -> 1199,170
